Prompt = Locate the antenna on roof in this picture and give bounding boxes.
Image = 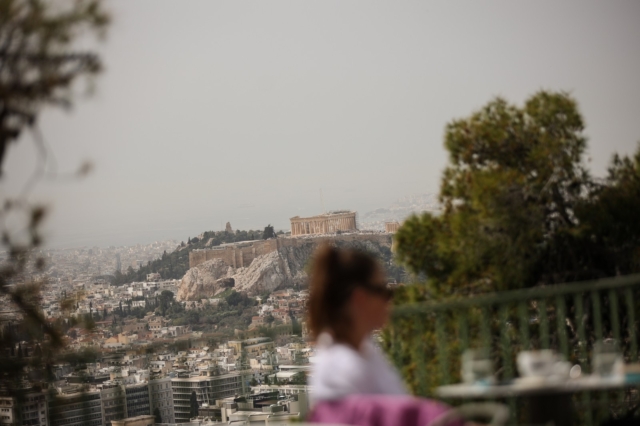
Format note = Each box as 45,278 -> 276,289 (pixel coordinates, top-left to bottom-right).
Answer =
320,188 -> 326,214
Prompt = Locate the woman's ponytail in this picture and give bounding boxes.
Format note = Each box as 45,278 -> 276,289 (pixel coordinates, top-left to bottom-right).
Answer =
307,244 -> 378,343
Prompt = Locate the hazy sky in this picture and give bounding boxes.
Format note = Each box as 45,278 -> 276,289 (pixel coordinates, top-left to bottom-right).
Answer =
4,1 -> 640,248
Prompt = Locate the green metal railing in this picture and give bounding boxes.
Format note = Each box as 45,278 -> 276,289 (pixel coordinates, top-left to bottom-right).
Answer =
387,273 -> 640,424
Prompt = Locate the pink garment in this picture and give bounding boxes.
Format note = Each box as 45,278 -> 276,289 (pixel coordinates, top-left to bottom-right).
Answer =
308,394 -> 463,426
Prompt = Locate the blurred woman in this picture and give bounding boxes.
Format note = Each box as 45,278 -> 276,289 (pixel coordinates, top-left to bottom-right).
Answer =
307,244 -> 406,403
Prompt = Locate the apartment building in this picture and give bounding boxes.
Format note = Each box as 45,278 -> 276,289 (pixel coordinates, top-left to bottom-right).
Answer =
171,373 -> 243,423
149,378 -> 173,424
100,385 -> 126,426
0,392 -> 48,426
124,384 -> 150,419
48,391 -> 103,426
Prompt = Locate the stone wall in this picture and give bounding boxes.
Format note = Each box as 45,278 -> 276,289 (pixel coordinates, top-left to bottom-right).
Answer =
189,233 -> 391,269
189,239 -> 278,269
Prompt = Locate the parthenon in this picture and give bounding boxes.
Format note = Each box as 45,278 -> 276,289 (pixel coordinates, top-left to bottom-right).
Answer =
290,211 -> 357,236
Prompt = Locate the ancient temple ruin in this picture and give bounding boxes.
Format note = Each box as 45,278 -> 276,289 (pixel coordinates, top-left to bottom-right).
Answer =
289,211 -> 357,236
385,221 -> 401,233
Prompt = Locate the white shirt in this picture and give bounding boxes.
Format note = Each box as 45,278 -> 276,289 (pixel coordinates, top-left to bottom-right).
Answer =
310,332 -> 408,405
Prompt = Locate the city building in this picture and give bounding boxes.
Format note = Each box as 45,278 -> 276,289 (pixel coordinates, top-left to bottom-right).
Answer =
0,392 -> 48,426
101,386 -> 127,426
124,384 -> 150,419
48,390 -> 103,426
149,378 -> 173,424
227,338 -> 274,358
171,374 -> 243,423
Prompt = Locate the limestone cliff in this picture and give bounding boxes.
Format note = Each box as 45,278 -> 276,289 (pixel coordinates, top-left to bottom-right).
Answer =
176,258 -> 233,301
176,234 -> 393,300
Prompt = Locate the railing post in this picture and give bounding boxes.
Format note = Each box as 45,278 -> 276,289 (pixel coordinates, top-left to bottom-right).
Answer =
499,305 -> 513,380
518,301 -> 530,351
624,287 -> 638,362
556,295 -> 569,359
436,313 -> 450,385
412,317 -> 428,397
539,299 -> 549,349
480,307 -> 491,350
608,290 -> 626,405
608,289 -> 621,343
591,291 -> 603,341
574,294 -> 588,371
458,311 -> 469,354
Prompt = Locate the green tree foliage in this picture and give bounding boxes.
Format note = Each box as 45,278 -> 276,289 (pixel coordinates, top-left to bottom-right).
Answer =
574,144 -> 640,275
289,372 -> 307,385
189,391 -> 199,418
153,407 -> 162,424
395,91 -> 640,297
169,295 -> 253,331
225,290 -> 253,308
262,224 -> 276,240
291,317 -> 302,336
158,290 -> 178,316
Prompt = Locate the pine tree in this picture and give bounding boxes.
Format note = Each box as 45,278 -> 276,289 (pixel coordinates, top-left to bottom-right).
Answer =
395,91 -> 595,294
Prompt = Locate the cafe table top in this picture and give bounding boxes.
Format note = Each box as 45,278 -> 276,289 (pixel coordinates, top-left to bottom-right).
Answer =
435,375 -> 640,399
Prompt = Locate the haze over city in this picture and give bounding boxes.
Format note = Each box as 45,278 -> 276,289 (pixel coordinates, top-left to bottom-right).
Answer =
4,0 -> 640,248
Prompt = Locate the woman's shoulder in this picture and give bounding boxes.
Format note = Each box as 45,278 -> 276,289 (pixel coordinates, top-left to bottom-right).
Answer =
313,334 -> 367,376
311,338 -> 370,401
315,341 -> 364,366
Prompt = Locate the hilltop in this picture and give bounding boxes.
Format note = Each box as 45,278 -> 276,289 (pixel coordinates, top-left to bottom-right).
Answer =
112,228 -> 271,284
177,233 -> 400,300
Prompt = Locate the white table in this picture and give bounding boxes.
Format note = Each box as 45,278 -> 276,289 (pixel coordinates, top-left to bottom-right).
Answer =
436,376 -> 639,426
436,375 -> 629,398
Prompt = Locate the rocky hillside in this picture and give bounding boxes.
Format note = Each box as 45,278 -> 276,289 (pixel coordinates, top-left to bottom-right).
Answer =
176,235 -> 393,300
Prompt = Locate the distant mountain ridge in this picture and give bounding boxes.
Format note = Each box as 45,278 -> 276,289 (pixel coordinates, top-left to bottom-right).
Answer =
359,193 -> 441,231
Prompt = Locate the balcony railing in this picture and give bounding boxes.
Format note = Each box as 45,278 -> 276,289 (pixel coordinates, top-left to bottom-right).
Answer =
387,273 -> 640,425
